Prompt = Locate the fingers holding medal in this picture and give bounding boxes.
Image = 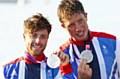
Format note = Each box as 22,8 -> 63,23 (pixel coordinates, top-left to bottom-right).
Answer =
78,59 -> 92,79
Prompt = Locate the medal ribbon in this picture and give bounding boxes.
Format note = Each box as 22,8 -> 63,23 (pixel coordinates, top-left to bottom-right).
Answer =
25,52 -> 46,64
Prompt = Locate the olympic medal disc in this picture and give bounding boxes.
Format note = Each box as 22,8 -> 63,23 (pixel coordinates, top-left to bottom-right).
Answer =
80,50 -> 93,63
47,54 -> 60,68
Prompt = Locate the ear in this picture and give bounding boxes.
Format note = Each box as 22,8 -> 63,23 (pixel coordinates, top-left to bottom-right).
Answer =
61,23 -> 65,28
61,20 -> 66,28
84,12 -> 88,20
23,33 -> 25,40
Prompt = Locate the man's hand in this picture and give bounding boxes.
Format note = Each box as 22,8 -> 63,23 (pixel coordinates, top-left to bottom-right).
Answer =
58,51 -> 70,66
78,59 -> 92,79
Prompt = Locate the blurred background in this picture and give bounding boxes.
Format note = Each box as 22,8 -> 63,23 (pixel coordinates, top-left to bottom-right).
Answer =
0,0 -> 120,78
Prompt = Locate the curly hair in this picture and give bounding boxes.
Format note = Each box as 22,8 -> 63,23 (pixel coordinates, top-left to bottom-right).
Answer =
24,13 -> 51,34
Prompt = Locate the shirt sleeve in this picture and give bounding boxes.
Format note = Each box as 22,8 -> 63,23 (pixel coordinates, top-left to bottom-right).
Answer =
60,63 -> 76,79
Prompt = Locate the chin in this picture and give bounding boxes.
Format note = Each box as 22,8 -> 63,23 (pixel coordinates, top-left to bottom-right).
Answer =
76,36 -> 85,41
79,38 -> 85,41
36,51 -> 42,54
32,50 -> 41,56
33,53 -> 40,56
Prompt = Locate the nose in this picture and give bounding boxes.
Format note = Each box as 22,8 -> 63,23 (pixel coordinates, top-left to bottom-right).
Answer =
35,36 -> 41,44
75,22 -> 81,32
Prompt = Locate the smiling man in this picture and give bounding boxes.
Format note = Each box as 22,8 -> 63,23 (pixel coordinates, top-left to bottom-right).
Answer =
57,0 -> 120,79
3,13 -> 73,79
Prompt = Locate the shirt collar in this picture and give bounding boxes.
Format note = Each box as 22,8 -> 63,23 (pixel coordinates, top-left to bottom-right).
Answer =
69,31 -> 93,46
24,52 -> 46,64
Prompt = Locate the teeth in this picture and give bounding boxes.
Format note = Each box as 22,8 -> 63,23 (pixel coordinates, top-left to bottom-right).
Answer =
33,45 -> 41,49
34,46 -> 41,48
79,32 -> 83,35
78,31 -> 83,36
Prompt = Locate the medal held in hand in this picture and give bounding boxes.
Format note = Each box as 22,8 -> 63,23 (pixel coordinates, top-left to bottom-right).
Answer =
80,44 -> 93,63
47,54 -> 60,68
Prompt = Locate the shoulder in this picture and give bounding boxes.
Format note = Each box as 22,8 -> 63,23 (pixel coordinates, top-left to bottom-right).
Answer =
3,56 -> 24,67
3,57 -> 24,78
91,31 -> 116,40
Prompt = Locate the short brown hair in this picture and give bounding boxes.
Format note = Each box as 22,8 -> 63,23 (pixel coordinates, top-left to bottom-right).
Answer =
24,13 -> 51,34
57,0 -> 85,22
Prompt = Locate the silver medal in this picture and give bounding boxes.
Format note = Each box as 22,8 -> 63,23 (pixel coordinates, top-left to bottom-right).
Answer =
80,49 -> 93,63
47,54 -> 60,68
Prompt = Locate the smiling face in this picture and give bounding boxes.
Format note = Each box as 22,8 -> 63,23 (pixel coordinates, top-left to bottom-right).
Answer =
24,29 -> 49,56
23,13 -> 51,56
62,13 -> 89,41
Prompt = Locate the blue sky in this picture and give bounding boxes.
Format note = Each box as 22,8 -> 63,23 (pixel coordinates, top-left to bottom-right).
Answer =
0,0 -> 120,78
